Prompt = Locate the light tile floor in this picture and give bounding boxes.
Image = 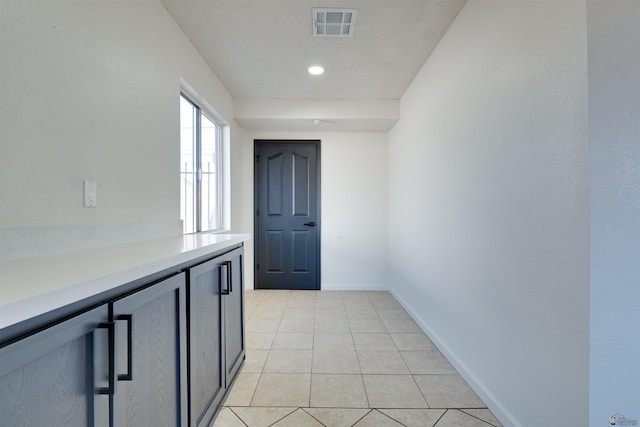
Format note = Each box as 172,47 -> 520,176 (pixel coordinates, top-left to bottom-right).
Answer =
213,290 -> 502,427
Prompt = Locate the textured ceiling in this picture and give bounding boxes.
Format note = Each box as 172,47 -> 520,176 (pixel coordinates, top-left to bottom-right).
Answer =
161,0 -> 467,100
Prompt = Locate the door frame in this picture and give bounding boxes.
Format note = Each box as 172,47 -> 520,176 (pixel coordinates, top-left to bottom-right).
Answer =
253,139 -> 321,290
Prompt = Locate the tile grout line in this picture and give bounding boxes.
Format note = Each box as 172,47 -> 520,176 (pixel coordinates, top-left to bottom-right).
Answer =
227,407 -> 249,427
432,408 -> 449,427
375,408 -> 410,427
458,409 -> 499,426
300,407 -> 328,427
265,407 -> 299,427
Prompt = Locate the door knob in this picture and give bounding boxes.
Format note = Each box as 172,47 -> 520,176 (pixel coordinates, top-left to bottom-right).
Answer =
303,222 -> 316,227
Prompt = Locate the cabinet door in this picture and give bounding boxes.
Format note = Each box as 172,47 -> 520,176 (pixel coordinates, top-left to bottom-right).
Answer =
0,305 -> 111,427
224,249 -> 245,386
112,273 -> 188,427
188,257 -> 225,427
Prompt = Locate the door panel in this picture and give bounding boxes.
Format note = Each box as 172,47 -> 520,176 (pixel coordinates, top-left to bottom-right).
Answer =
292,230 -> 310,272
266,230 -> 284,272
292,152 -> 310,216
267,154 -> 283,215
188,258 -> 224,427
224,250 -> 245,385
255,140 -> 320,290
0,306 -> 110,427
112,273 -> 187,427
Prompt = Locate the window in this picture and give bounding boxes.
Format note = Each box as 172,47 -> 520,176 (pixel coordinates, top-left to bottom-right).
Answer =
180,94 -> 222,234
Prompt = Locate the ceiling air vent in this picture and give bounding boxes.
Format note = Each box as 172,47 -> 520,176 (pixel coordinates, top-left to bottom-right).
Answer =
312,8 -> 357,37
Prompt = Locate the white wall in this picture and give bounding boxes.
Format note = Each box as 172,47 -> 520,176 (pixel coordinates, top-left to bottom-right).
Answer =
588,1 -> 640,424
246,131 -> 389,291
0,0 -> 250,255
387,1 -> 589,426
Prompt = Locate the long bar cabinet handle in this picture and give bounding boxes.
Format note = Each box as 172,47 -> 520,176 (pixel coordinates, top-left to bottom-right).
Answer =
117,314 -> 133,381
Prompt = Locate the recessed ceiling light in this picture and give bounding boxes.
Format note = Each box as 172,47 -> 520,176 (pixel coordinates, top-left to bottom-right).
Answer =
308,65 -> 324,75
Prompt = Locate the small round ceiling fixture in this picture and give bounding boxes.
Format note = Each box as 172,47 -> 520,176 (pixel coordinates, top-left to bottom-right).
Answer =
307,65 -> 324,75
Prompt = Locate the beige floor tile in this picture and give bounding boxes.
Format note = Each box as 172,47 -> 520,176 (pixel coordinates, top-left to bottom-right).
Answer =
343,298 -> 375,309
376,308 -> 412,321
381,318 -> 422,333
242,349 -> 269,373
363,375 -> 428,408
353,409 -> 404,426
461,409 -> 503,427
272,408 -> 325,426
261,290 -> 292,301
310,374 -> 369,408
246,318 -> 281,333
224,373 -> 260,406
304,408 -> 371,427
357,350 -> 410,374
432,409 -> 494,427
400,350 -> 457,374
367,292 -> 401,309
316,293 -> 344,308
288,293 -> 317,307
312,349 -> 361,374
315,307 -> 348,320
353,333 -> 396,350
245,294 -> 266,308
345,307 -> 380,320
229,291 -> 497,426
316,291 -> 343,299
244,305 -> 260,313
341,291 -> 372,302
414,375 -> 485,408
264,349 -> 312,373
231,407 -> 297,427
282,308 -> 315,320
314,333 -> 355,350
245,307 -> 257,319
391,333 -> 436,351
316,299 -> 345,308
212,407 -> 246,427
246,332 -> 275,350
256,301 -> 288,311
366,291 -> 394,300
272,332 -> 314,349
349,318 -> 387,333
379,409 -> 446,427
251,374 -> 311,407
249,307 -> 285,320
278,318 -> 315,333
257,294 -> 289,304
315,317 -> 350,333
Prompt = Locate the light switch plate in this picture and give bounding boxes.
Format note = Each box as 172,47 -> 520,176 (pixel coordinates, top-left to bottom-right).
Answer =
83,180 -> 97,208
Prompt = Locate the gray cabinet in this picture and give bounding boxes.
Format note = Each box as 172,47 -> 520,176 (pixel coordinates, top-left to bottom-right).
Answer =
224,248 -> 245,385
111,272 -> 188,427
0,244 -> 244,427
0,305 -> 111,427
188,246 -> 245,427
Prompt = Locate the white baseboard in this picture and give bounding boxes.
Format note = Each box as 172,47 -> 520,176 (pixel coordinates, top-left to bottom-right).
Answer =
320,283 -> 390,291
388,288 -> 522,427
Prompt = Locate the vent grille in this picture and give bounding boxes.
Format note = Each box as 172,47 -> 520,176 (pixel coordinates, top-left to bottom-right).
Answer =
313,8 -> 357,37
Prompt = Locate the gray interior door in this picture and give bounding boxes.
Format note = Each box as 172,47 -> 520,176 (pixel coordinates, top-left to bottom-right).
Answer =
255,140 -> 320,290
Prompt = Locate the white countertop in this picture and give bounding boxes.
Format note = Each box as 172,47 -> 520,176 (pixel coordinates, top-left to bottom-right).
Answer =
0,233 -> 249,331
